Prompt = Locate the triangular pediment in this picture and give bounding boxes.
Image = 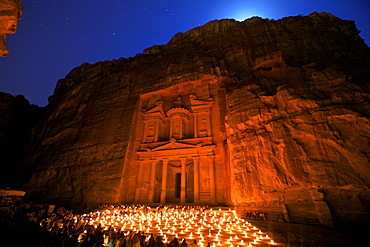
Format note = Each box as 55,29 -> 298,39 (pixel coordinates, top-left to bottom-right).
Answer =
151,139 -> 199,151
189,95 -> 214,109
144,101 -> 165,117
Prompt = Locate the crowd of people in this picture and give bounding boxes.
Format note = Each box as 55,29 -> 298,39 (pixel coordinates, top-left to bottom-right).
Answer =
0,203 -> 212,247
243,211 -> 266,220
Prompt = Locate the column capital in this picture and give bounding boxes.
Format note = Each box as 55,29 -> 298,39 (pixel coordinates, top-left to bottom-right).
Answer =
192,156 -> 200,161
179,157 -> 188,162
206,155 -> 215,160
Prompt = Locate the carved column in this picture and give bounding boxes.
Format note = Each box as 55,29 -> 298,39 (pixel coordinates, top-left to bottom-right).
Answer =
134,161 -> 144,203
154,121 -> 159,142
206,110 -> 212,137
148,159 -> 157,203
142,120 -> 148,143
208,155 -> 217,204
179,118 -> 184,139
194,113 -> 198,138
193,156 -> 200,204
160,159 -> 168,204
180,158 -> 187,203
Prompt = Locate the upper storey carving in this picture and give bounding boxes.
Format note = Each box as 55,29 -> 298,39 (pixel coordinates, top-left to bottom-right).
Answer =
140,94 -> 214,147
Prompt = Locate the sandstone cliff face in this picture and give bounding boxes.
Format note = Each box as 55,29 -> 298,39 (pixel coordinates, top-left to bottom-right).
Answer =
23,12 -> 370,226
0,0 -> 22,56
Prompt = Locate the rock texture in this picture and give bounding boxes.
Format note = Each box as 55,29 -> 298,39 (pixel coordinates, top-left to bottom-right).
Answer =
0,0 -> 22,56
20,12 -> 370,227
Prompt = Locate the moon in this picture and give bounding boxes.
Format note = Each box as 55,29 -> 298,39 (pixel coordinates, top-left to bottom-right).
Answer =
212,1 -> 274,21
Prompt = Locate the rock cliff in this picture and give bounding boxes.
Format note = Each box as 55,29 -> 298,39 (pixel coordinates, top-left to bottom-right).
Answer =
0,93 -> 43,189
0,0 -> 22,56
21,12 -> 370,227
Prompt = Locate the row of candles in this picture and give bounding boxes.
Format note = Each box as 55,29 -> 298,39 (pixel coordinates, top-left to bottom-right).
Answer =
77,206 -> 279,246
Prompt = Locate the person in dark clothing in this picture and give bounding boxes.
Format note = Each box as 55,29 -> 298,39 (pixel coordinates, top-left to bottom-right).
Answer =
169,237 -> 180,247
146,234 -> 156,247
180,239 -> 188,247
155,236 -> 166,247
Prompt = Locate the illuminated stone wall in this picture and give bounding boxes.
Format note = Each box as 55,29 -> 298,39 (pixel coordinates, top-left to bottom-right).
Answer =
22,13 -> 370,226
118,80 -> 227,205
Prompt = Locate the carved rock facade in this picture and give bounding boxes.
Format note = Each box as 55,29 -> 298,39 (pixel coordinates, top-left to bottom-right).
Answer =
0,0 -> 22,56
22,13 -> 370,227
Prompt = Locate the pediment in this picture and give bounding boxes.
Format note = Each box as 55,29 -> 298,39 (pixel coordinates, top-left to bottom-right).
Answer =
151,139 -> 200,151
189,95 -> 214,110
144,101 -> 165,116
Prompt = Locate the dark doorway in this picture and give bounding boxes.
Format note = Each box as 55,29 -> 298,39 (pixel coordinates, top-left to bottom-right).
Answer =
175,173 -> 181,198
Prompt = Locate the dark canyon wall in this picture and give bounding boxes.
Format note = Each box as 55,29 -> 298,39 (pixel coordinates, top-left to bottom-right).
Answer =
20,12 -> 370,227
0,93 -> 43,188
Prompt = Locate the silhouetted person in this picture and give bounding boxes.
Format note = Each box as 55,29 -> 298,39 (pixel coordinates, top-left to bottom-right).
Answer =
169,237 -> 180,247
146,234 -> 156,247
180,238 -> 188,247
189,239 -> 198,247
155,236 -> 166,247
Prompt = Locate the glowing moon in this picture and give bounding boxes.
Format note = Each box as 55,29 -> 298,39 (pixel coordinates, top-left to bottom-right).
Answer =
212,1 -> 272,21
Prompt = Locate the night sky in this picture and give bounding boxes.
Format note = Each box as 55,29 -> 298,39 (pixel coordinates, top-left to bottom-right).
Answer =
1,0 -> 369,107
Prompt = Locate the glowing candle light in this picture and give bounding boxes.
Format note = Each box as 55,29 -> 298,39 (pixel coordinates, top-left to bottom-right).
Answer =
270,240 -> 275,244
66,205 -> 279,247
